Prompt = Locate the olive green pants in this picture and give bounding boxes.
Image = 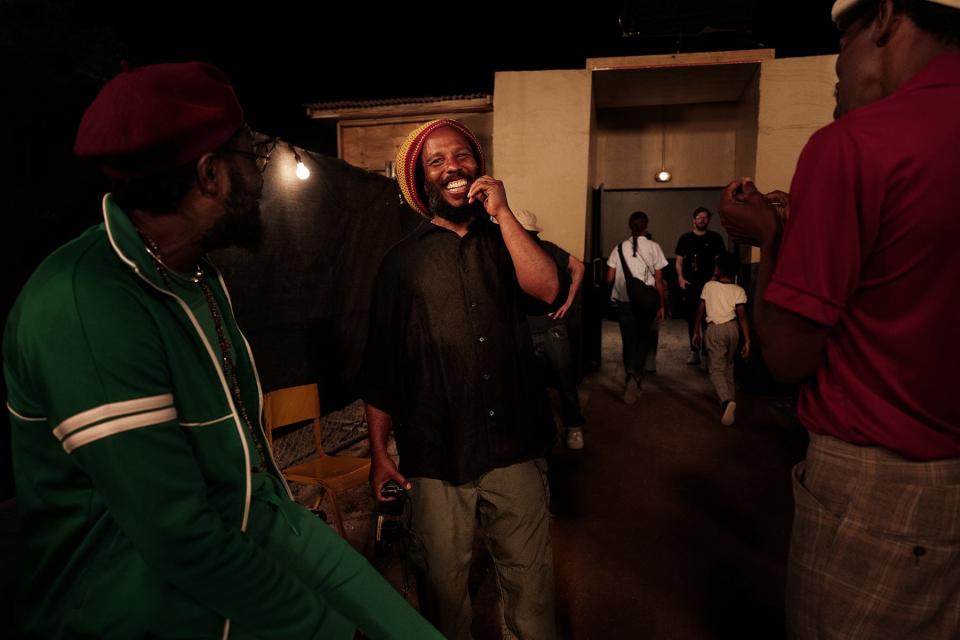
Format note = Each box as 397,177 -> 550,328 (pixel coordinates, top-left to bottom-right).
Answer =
409,459 -> 556,640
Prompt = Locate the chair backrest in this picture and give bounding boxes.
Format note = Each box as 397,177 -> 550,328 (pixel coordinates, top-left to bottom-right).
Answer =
263,383 -> 325,454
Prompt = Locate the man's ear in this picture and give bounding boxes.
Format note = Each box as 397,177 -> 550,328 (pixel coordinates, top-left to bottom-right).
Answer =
873,0 -> 901,47
195,152 -> 222,197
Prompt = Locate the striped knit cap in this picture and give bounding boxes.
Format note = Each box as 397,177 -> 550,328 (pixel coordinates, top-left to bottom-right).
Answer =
394,119 -> 485,217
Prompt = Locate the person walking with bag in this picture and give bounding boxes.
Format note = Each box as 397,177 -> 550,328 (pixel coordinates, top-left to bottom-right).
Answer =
606,211 -> 668,404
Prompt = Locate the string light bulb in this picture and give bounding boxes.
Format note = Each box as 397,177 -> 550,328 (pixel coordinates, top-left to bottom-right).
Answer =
291,145 -> 310,180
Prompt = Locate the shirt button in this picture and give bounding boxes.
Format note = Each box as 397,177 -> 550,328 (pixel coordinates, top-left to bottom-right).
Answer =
488,410 -> 495,417
470,303 -> 477,308
478,336 -> 485,343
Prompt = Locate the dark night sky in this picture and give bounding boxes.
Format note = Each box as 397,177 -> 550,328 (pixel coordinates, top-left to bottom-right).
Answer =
2,1 -> 840,152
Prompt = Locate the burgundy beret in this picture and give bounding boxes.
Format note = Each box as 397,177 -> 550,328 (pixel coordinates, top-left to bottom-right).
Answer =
74,61 -> 244,178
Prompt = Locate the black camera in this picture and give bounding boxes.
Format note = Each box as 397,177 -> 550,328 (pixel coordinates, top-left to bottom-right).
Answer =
380,479 -> 407,499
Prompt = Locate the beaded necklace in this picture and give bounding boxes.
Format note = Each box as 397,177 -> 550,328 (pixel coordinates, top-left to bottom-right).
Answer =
139,232 -> 268,472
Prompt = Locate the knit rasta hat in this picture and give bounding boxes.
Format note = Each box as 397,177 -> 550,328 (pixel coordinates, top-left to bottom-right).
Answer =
394,118 -> 485,217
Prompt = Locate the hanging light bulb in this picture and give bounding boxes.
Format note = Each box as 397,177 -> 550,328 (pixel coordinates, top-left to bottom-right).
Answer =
296,160 -> 310,180
291,145 -> 310,180
654,108 -> 672,183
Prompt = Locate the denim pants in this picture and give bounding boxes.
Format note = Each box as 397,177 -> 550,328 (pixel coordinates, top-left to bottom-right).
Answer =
681,281 -> 707,352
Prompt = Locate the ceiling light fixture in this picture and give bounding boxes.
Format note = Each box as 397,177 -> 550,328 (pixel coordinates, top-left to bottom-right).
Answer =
654,108 -> 672,183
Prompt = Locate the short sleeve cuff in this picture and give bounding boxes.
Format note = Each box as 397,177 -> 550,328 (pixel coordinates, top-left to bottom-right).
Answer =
764,278 -> 842,327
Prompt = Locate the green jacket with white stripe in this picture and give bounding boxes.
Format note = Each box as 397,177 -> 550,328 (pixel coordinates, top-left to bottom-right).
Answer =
3,196 -> 424,639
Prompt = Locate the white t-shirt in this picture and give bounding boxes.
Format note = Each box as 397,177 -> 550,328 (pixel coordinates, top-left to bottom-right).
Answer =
700,280 -> 747,324
607,237 -> 668,302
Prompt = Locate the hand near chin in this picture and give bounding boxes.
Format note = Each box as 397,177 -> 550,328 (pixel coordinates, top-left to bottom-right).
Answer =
467,176 -> 509,217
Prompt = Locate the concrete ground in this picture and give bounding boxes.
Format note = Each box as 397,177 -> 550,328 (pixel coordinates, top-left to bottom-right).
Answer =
0,319 -> 807,639
311,318 -> 808,639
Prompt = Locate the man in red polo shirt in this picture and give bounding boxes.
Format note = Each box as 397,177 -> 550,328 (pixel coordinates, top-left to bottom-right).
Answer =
718,0 -> 960,637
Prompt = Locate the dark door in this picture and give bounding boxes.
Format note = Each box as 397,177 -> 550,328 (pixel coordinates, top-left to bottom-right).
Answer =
580,186 -> 607,373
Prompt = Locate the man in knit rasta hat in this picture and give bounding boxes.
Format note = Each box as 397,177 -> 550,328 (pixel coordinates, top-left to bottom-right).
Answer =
363,119 -> 567,639
718,1 -> 960,637
4,61 -> 440,640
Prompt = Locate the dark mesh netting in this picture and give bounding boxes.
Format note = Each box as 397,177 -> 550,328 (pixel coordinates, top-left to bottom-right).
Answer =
214,141 -> 422,414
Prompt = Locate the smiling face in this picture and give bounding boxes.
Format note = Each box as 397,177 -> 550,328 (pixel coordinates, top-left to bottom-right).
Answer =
419,126 -> 481,222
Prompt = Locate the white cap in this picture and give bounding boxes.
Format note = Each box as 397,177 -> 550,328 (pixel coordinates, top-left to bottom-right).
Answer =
832,0 -> 960,22
513,208 -> 543,232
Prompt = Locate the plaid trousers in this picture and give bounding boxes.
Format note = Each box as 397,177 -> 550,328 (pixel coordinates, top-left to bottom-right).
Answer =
787,432 -> 960,639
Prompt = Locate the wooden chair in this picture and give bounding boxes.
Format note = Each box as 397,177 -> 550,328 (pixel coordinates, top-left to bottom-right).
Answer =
263,383 -> 370,537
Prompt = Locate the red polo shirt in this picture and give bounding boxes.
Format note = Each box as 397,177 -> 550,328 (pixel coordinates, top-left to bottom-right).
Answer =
765,53 -> 960,461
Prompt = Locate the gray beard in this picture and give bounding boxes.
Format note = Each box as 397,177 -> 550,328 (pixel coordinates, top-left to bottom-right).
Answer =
202,164 -> 264,253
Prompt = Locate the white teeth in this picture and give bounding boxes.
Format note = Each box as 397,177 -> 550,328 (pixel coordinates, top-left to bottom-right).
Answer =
446,179 -> 468,190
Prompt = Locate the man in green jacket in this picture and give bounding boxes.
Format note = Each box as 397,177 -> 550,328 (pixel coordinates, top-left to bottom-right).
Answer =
3,61 -> 441,640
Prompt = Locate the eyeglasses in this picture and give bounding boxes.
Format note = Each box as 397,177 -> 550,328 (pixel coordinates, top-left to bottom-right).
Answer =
222,132 -> 277,173
221,148 -> 272,173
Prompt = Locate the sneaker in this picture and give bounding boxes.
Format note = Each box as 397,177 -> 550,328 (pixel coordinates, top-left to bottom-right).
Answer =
623,375 -> 641,405
686,352 -> 701,365
566,430 -> 584,450
721,400 -> 737,426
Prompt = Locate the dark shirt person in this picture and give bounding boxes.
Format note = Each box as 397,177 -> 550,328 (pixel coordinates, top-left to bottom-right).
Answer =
674,207 -> 726,364
362,119 -> 566,639
516,208 -> 588,450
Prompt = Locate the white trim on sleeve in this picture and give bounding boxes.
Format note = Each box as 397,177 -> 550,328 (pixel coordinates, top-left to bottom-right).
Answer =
53,394 -> 174,441
61,407 -> 178,453
6,403 -> 46,422
179,414 -> 233,428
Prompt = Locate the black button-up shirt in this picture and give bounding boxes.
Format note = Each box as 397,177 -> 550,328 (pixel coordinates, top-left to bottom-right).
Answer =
362,216 -> 568,483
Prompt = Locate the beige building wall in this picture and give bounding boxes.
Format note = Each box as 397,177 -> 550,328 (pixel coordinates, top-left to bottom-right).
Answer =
755,55 -> 838,192
585,90 -> 599,266
594,102 -> 739,189
751,54 -> 837,260
321,51 -> 834,267
734,67 -> 761,181
493,70 -> 592,259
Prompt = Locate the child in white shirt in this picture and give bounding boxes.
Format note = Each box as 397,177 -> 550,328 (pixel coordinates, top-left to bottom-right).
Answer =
693,253 -> 751,425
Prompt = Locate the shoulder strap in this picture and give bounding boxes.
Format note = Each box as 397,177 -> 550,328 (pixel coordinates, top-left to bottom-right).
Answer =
633,238 -> 655,281
617,243 -> 634,279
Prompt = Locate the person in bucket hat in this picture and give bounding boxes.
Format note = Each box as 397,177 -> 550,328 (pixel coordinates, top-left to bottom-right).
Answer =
718,1 -> 960,637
